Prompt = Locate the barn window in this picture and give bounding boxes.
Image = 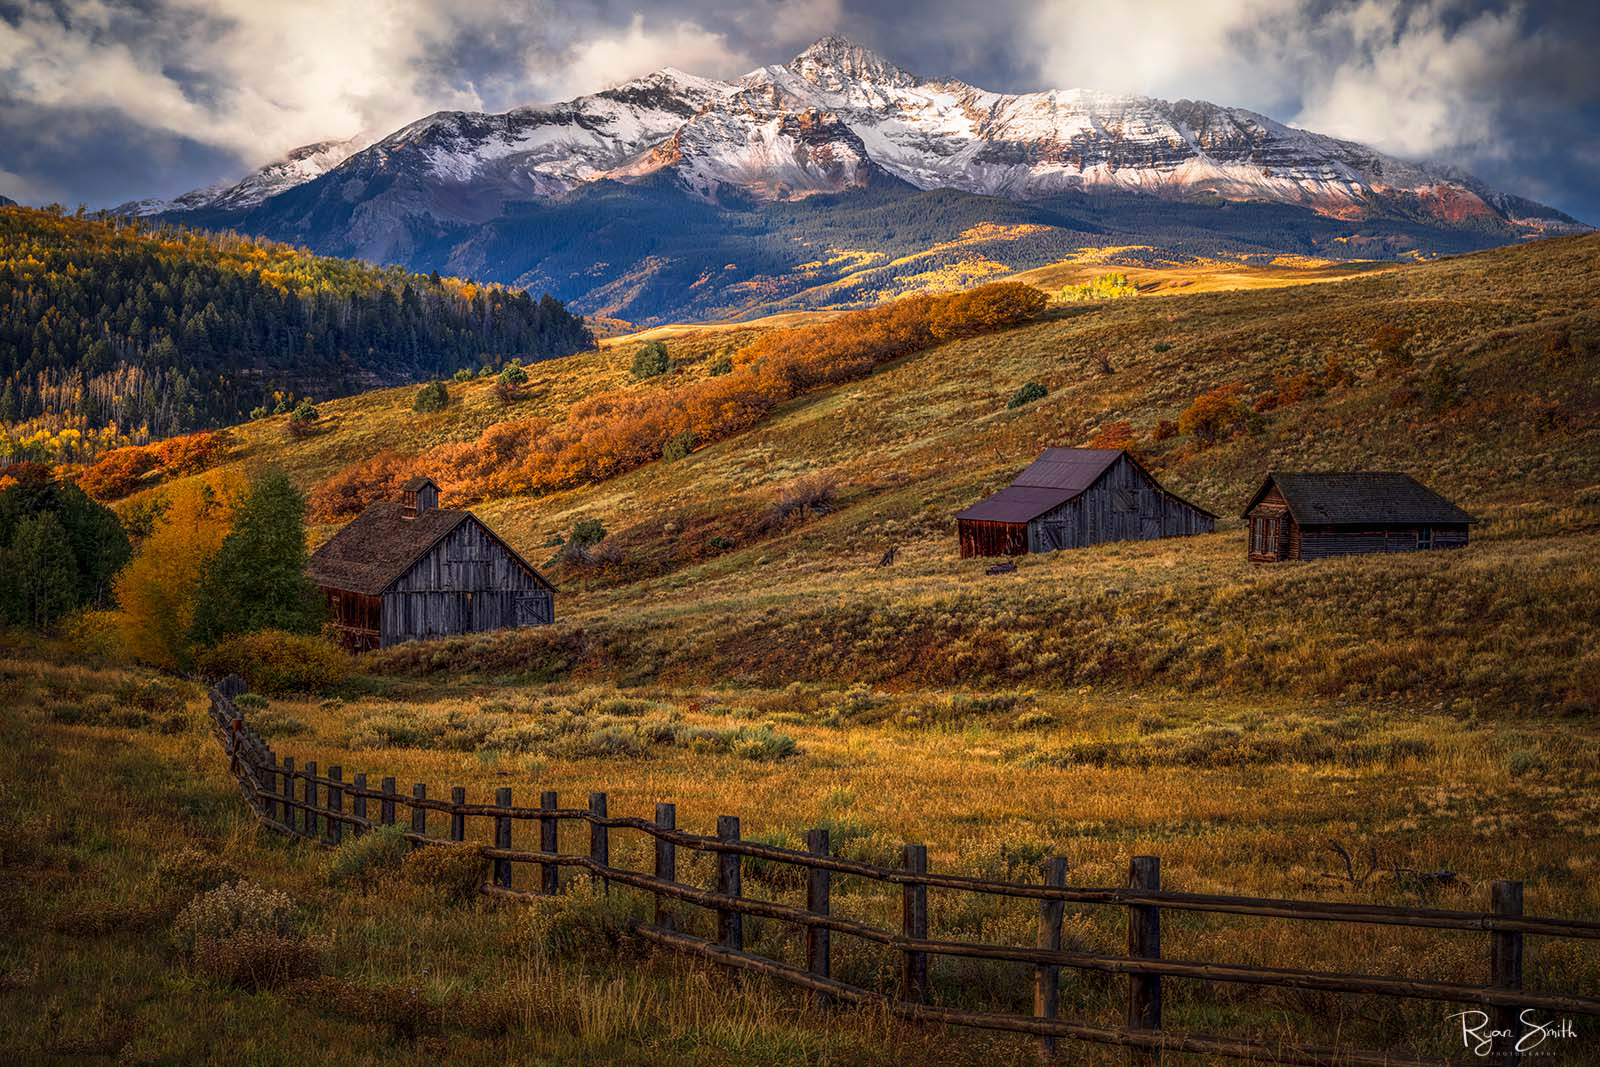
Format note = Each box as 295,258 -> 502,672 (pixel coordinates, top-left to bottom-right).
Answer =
1418,527 -> 1432,550
1114,489 -> 1138,512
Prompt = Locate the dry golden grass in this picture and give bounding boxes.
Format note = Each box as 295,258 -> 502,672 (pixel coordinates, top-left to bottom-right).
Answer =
4,648 -> 1594,1064
14,235 -> 1600,1064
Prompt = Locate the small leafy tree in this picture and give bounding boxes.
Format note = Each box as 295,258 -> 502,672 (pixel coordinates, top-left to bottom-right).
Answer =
631,341 -> 670,380
6,512 -> 77,628
452,368 -> 475,383
192,467 -> 324,646
496,362 -> 529,401
570,519 -> 606,547
286,401 -> 319,437
662,430 -> 696,462
413,381 -> 449,413
1007,382 -> 1048,409
114,476 -> 239,669
1178,383 -> 1248,447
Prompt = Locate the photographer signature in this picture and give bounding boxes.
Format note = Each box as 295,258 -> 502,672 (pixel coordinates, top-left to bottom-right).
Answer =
1449,1010 -> 1579,1056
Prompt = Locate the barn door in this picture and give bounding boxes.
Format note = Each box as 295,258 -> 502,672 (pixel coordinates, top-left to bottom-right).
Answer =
1042,521 -> 1066,551
515,592 -> 551,626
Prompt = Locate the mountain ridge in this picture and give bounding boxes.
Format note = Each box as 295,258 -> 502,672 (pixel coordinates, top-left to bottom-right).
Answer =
111,36 -> 1589,325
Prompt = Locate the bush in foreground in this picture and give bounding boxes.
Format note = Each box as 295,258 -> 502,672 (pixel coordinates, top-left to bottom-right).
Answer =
327,825 -> 410,889
197,629 -> 350,695
402,842 -> 487,903
172,880 -> 318,990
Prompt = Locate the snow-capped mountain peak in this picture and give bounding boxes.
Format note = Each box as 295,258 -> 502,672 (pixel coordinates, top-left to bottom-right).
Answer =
122,34 -> 1584,239
787,35 -> 921,90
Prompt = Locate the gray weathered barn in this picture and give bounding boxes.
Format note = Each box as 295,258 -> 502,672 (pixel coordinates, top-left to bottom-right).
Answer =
1242,472 -> 1475,562
306,476 -> 554,651
956,447 -> 1217,557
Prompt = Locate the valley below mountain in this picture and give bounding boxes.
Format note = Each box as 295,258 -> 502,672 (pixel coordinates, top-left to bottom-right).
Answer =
120,36 -> 1589,327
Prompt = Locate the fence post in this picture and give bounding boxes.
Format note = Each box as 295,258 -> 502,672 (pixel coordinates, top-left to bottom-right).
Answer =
450,786 -> 466,842
281,756 -> 295,834
807,827 -> 832,1006
1127,855 -> 1162,1060
1490,880 -> 1524,1067
264,750 -> 279,825
539,790 -> 560,895
411,783 -> 427,845
380,776 -> 396,827
304,760 -> 318,839
351,772 -> 367,834
1035,857 -> 1068,1059
901,844 -> 929,1003
589,792 -> 608,891
717,816 -> 743,951
327,765 -> 343,846
654,803 -> 676,930
495,787 -> 513,889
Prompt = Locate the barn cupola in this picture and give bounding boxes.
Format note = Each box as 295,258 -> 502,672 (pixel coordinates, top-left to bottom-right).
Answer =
400,476 -> 440,519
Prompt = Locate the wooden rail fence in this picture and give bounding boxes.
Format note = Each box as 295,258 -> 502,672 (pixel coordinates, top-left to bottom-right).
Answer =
208,683 -> 1599,1066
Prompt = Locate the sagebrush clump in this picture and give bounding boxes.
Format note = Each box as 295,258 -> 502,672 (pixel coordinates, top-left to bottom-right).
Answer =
172,880 -> 317,990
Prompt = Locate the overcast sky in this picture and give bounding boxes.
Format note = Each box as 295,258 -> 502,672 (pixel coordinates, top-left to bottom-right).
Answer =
2,0 -> 1596,221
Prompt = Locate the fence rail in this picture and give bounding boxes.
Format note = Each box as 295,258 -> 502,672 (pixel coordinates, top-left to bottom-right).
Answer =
208,683 -> 1600,1066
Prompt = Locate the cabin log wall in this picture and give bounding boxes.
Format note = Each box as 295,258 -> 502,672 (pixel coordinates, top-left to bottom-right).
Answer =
378,519 -> 553,645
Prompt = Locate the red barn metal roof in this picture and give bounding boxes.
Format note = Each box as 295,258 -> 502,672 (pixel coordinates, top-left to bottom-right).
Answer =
957,448 -> 1217,525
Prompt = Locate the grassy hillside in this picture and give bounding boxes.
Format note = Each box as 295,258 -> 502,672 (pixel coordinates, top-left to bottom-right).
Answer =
6,235 -> 1599,1066
127,233 -> 1600,712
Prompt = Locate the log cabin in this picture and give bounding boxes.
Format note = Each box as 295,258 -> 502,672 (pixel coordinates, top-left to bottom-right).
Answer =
306,476 -> 554,651
956,448 -> 1217,558
1242,472 -> 1475,562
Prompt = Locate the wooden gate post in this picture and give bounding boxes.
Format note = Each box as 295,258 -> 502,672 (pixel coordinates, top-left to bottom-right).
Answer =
450,786 -> 466,842
902,844 -> 929,1003
411,783 -> 427,845
303,761 -> 318,839
351,773 -> 367,833
380,776 -> 396,826
1035,856 -> 1068,1058
654,803 -> 676,930
717,816 -> 743,951
589,793 -> 609,890
539,790 -> 560,894
327,765 -> 343,846
264,751 -> 279,825
807,827 -> 832,1006
1490,880 -> 1524,1067
1127,855 -> 1162,1061
494,787 -> 513,889
280,756 -> 295,834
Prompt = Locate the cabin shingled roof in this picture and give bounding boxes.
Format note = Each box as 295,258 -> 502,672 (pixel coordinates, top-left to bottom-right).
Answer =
304,501 -> 556,597
401,476 -> 438,492
1243,472 -> 1476,525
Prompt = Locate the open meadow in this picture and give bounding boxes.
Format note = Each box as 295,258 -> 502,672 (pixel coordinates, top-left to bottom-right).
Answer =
5,235 -> 1600,1064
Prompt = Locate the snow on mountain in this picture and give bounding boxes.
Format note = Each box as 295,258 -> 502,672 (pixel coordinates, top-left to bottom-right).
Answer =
113,135 -> 370,217
129,35 -> 1585,236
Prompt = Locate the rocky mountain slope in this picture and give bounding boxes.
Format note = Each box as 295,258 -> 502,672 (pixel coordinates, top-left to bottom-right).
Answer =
127,36 -> 1588,324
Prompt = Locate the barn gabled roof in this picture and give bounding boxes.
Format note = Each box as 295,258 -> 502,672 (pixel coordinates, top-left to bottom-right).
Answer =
306,501 -> 553,596
1242,472 -> 1476,525
957,448 -> 1217,524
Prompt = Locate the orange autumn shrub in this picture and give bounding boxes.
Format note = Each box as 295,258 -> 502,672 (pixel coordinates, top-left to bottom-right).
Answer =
77,430 -> 232,500
313,283 -> 1049,508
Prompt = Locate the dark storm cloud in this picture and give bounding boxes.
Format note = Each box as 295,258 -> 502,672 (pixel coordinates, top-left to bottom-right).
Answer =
0,0 -> 1595,221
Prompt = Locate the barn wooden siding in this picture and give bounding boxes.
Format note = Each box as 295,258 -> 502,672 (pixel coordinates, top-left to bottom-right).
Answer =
327,591 -> 382,652
1024,453 -> 1214,552
958,520 -> 1029,558
381,520 -> 553,645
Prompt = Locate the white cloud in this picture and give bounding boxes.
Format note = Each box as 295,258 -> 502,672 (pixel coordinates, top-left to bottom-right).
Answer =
0,0 -> 489,168
544,13 -> 752,97
1024,0 -> 1555,163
